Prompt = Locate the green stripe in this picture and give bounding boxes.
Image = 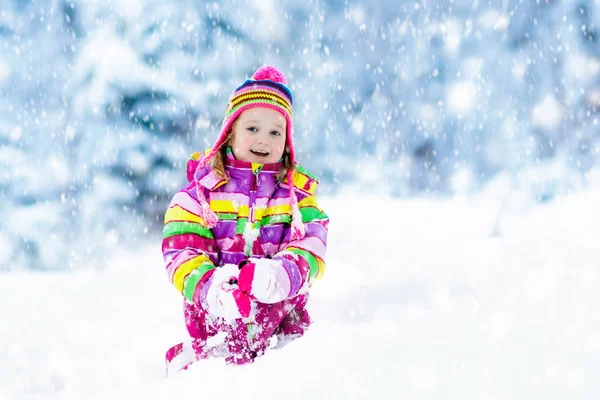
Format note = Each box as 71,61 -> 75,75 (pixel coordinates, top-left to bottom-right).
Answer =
262,214 -> 292,225
235,219 -> 260,234
227,99 -> 292,119
217,213 -> 238,221
163,221 -> 214,239
182,263 -> 216,302
288,248 -> 319,282
294,164 -> 318,181
300,207 -> 328,223
236,218 -> 249,234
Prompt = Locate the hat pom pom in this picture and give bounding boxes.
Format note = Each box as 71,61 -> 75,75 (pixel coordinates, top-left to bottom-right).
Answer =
252,66 -> 287,85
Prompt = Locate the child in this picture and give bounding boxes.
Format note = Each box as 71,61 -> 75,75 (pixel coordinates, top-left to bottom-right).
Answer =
162,66 -> 329,372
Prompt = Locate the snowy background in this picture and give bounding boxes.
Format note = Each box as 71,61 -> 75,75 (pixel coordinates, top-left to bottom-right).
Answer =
1,0 -> 600,398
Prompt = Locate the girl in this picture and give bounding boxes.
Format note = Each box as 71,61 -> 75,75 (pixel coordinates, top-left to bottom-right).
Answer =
162,66 -> 329,373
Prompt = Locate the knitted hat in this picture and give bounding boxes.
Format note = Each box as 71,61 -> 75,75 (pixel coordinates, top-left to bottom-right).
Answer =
200,65 -> 295,166
197,66 -> 305,241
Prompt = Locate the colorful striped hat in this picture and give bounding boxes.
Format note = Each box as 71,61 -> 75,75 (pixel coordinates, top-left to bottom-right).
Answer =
201,65 -> 295,165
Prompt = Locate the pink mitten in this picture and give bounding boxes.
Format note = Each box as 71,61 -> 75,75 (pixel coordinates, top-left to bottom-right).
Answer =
238,258 -> 291,304
205,264 -> 253,321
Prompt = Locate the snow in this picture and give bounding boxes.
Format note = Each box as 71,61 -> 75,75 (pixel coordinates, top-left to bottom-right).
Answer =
2,187 -> 600,399
0,60 -> 10,83
0,234 -> 11,265
251,0 -> 287,41
447,81 -> 477,115
440,18 -> 462,53
531,95 -> 564,131
479,9 -> 510,31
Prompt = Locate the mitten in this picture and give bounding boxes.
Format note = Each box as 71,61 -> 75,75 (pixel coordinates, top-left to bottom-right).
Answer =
238,258 -> 291,304
205,264 -> 253,321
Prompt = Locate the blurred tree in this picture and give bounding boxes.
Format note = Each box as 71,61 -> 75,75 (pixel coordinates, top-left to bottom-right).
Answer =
0,0 -> 598,270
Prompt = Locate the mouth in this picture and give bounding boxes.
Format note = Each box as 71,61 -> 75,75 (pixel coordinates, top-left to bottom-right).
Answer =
250,149 -> 270,157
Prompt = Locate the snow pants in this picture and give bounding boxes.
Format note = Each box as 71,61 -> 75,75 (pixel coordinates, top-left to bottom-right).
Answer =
183,293 -> 310,365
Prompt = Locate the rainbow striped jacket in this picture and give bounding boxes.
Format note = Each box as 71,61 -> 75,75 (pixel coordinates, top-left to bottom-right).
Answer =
162,150 -> 329,304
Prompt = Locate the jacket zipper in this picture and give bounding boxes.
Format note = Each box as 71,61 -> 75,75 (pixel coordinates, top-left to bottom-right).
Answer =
250,167 -> 260,220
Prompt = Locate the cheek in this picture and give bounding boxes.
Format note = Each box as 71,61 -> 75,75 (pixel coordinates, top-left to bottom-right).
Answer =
275,140 -> 286,153
232,135 -> 251,151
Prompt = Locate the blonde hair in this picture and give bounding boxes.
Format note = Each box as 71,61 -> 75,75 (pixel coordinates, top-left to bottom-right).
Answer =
209,121 -> 294,182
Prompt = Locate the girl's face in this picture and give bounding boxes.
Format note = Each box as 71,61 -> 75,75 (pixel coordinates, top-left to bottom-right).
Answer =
229,107 -> 287,164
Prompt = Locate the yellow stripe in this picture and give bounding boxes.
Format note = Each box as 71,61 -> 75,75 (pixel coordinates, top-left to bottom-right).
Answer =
165,206 -> 206,226
251,163 -> 262,172
253,207 -> 264,221
316,258 -> 326,280
210,200 -> 237,213
251,204 -> 290,221
209,200 -> 250,217
238,206 -> 249,218
213,179 -> 228,190
264,204 -> 291,216
173,254 -> 213,292
298,195 -> 320,209
291,171 -> 317,195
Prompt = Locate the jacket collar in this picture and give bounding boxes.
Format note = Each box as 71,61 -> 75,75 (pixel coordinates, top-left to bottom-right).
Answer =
193,148 -> 283,191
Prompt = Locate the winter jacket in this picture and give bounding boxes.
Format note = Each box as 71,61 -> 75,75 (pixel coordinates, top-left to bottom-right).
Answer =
162,149 -> 329,304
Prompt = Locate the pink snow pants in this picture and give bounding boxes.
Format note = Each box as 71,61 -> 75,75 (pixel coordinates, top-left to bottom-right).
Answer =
183,293 -> 310,365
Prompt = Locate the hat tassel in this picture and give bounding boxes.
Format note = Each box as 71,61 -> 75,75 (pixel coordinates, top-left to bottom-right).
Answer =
196,185 -> 219,228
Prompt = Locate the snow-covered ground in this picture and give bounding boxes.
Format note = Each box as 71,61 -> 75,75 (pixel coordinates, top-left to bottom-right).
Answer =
2,184 -> 600,400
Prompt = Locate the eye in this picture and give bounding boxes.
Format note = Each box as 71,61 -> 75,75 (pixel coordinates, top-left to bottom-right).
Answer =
246,127 -> 258,132
270,130 -> 281,136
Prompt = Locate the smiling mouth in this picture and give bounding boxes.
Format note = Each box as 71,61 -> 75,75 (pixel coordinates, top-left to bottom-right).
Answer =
250,150 -> 270,157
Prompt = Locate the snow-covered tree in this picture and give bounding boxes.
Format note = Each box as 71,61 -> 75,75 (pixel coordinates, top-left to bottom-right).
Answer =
1,0 -> 599,270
